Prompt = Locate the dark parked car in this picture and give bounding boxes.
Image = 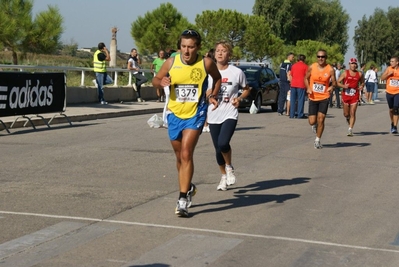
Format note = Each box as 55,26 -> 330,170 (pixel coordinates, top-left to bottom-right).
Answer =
236,65 -> 280,112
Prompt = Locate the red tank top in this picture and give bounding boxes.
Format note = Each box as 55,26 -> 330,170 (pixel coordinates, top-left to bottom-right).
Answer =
342,70 -> 361,99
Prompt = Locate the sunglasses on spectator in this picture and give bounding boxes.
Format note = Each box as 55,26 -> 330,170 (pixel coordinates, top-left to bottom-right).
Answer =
317,55 -> 326,58
181,29 -> 200,37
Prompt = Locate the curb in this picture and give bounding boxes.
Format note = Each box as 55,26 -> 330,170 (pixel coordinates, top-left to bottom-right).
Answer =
1,108 -> 164,132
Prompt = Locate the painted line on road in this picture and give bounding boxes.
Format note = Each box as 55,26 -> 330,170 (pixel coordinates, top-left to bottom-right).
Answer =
1,210 -> 398,254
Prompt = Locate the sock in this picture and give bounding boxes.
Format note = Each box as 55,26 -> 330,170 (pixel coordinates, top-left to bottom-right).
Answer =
349,127 -> 352,131
315,137 -> 320,142
179,192 -> 187,199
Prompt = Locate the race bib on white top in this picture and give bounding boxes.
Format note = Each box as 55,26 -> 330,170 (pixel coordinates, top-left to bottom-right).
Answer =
389,79 -> 399,87
313,83 -> 326,93
344,88 -> 357,96
174,84 -> 199,102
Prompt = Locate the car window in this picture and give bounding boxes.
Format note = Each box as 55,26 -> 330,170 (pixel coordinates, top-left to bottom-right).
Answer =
242,69 -> 258,82
260,69 -> 269,83
266,69 -> 276,81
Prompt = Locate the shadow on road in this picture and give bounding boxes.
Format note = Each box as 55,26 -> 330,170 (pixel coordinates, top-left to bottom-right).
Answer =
190,177 -> 310,216
356,131 -> 390,136
323,142 -> 371,148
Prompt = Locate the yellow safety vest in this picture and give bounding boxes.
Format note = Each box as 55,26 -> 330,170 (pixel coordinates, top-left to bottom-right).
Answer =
93,50 -> 106,73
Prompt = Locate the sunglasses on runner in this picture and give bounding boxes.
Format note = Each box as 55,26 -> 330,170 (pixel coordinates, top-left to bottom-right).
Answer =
317,55 -> 326,58
181,29 -> 200,37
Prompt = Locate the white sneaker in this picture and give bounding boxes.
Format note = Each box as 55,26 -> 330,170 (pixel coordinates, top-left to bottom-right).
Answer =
374,99 -> 380,102
314,140 -> 322,149
92,79 -> 98,87
100,101 -> 108,105
217,175 -> 227,191
225,165 -> 236,185
347,128 -> 353,136
202,125 -> 210,133
132,83 -> 137,91
175,198 -> 188,217
312,124 -> 317,134
137,98 -> 145,102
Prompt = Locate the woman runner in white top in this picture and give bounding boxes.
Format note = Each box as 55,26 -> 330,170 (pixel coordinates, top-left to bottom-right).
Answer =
207,40 -> 251,191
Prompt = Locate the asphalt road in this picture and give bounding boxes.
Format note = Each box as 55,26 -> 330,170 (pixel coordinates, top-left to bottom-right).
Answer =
1,94 -> 399,267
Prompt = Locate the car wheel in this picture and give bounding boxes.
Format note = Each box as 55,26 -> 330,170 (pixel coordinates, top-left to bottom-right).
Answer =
271,103 -> 278,112
255,94 -> 262,113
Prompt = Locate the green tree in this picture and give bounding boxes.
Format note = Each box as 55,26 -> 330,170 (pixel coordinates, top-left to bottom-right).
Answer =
244,15 -> 284,62
195,9 -> 247,54
0,0 -> 63,64
130,3 -> 193,55
0,0 -> 33,64
253,0 -> 350,54
23,5 -> 63,54
387,7 -> 399,59
271,40 -> 343,72
353,8 -> 393,66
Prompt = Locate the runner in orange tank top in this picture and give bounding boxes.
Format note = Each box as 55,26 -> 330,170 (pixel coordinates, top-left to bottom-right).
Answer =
337,58 -> 364,136
381,56 -> 399,133
304,49 -> 337,149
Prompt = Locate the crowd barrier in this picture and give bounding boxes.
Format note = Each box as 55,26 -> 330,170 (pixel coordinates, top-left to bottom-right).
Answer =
0,72 -> 71,133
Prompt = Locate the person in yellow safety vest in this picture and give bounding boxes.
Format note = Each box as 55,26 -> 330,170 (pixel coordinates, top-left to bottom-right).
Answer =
93,42 -> 113,104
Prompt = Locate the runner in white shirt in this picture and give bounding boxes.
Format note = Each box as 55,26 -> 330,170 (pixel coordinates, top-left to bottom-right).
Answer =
207,40 -> 251,191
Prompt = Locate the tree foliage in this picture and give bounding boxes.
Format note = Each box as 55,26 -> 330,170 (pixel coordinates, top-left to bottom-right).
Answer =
253,0 -> 350,54
354,8 -> 394,66
0,0 -> 63,64
195,9 -> 246,55
270,40 -> 343,73
130,3 -> 193,55
244,15 -> 284,62
23,5 -> 63,54
387,7 -> 399,59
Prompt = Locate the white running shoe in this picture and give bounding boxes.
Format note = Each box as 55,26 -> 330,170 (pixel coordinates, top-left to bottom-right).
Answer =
202,125 -> 210,133
347,128 -> 353,136
186,183 -> 197,208
175,198 -> 188,217
312,124 -> 317,134
217,175 -> 227,191
225,165 -> 236,185
100,101 -> 108,105
314,140 -> 322,149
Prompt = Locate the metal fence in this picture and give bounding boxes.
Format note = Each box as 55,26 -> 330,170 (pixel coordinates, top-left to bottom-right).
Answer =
0,64 -> 151,87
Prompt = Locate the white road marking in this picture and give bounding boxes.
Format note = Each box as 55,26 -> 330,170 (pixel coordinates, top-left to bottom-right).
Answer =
1,210 -> 398,254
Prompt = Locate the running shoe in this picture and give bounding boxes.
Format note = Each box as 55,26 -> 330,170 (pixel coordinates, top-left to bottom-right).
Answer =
312,124 -> 317,134
186,183 -> 197,208
226,165 -> 236,185
217,175 -> 227,191
347,128 -> 353,136
175,198 -> 189,217
392,126 -> 398,134
314,140 -> 322,149
202,125 -> 210,133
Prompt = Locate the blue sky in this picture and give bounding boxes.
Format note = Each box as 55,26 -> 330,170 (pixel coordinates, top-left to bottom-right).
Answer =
32,0 -> 397,64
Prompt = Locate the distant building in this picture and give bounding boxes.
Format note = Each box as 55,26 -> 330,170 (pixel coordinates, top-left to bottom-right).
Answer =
77,48 -> 91,53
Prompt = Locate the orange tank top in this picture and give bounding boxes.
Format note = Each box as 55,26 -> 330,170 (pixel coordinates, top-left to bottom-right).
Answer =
309,63 -> 332,101
386,66 -> 399,95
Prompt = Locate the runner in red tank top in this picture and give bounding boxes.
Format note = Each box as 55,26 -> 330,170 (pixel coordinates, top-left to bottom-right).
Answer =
337,58 -> 364,136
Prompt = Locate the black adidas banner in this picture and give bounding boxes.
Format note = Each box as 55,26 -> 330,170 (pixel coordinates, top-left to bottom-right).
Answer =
0,72 -> 66,117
